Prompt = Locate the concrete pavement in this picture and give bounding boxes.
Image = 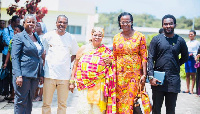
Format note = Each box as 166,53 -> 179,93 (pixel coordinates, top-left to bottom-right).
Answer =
0,79 -> 200,114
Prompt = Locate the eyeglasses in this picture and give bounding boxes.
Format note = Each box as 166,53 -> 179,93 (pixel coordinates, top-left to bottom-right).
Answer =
120,21 -> 132,25
93,34 -> 103,38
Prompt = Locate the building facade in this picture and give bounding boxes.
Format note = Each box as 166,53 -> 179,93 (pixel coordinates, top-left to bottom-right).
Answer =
0,0 -> 98,42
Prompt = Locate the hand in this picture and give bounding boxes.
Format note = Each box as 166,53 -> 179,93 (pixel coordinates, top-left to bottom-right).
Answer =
3,64 -> 7,69
189,53 -> 193,56
140,75 -> 146,85
16,76 -> 23,87
150,78 -> 161,86
39,77 -> 44,84
103,57 -> 112,66
69,83 -> 75,93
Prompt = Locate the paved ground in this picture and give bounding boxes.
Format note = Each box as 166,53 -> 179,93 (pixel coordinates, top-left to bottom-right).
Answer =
0,79 -> 200,114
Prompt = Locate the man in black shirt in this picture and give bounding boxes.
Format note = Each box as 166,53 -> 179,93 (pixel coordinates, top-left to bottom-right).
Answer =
148,14 -> 188,114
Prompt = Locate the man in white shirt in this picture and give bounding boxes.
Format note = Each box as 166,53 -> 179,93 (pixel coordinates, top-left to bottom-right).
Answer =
42,15 -> 79,114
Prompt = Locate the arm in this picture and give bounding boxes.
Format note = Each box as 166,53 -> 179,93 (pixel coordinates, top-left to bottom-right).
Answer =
179,39 -> 189,65
3,51 -> 10,69
69,45 -> 86,93
139,35 -> 148,84
147,36 -> 161,86
11,34 -> 23,87
3,28 -> 10,46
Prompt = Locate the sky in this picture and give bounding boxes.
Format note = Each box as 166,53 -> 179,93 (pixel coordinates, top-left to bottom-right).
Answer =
95,0 -> 200,19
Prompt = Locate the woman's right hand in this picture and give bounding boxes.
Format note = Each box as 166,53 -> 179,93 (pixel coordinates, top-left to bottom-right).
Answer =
16,76 -> 23,87
69,83 -> 75,93
3,64 -> 7,69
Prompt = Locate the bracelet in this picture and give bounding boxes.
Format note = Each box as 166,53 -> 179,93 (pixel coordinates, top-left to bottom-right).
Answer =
69,80 -> 75,84
142,75 -> 147,78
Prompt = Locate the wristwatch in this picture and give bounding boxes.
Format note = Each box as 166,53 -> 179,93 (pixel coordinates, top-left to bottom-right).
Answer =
16,76 -> 22,79
148,76 -> 154,80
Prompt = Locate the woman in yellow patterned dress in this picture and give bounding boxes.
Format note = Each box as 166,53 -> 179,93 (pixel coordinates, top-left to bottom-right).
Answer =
113,12 -> 147,114
70,27 -> 116,114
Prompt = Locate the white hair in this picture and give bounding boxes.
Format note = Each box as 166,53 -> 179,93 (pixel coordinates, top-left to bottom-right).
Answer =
24,14 -> 36,22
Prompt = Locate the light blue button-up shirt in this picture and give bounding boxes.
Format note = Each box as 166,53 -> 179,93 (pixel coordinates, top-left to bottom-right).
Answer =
2,25 -> 14,55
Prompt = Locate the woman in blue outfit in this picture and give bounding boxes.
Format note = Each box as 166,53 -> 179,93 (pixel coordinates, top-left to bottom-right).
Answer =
12,14 -> 44,114
184,30 -> 199,94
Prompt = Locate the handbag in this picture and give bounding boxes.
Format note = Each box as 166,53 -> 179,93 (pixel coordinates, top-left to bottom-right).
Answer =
0,68 -> 9,80
133,83 -> 152,114
140,84 -> 152,114
194,62 -> 200,68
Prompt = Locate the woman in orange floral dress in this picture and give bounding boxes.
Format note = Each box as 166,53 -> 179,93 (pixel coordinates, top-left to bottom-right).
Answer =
113,12 -> 147,114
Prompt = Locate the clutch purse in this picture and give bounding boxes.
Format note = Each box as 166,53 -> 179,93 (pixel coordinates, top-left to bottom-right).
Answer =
194,62 -> 200,68
146,71 -> 165,85
154,71 -> 165,85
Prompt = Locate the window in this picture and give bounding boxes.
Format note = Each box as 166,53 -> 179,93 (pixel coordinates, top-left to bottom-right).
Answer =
66,25 -> 82,35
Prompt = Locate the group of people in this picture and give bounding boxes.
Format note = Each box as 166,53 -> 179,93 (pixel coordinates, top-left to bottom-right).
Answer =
0,11 -> 199,114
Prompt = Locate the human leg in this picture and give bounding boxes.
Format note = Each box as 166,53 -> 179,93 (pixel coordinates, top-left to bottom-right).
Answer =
165,92 -> 178,114
152,90 -> 165,114
185,73 -> 190,93
13,77 -> 31,114
190,73 -> 196,94
42,78 -> 56,114
25,78 -> 39,114
56,80 -> 69,114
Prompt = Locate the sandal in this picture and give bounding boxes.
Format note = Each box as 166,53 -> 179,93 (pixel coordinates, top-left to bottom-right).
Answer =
8,99 -> 14,103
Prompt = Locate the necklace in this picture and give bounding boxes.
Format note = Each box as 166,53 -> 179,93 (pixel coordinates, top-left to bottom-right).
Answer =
28,33 -> 33,37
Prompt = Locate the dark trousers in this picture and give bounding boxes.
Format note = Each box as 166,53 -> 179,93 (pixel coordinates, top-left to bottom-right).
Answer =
152,90 -> 178,114
13,77 -> 39,114
2,54 -> 12,96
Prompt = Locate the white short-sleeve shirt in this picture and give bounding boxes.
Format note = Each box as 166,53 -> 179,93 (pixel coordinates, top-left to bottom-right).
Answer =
186,40 -> 200,56
42,30 -> 79,80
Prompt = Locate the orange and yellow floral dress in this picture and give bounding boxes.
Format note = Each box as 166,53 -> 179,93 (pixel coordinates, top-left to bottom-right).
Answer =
113,31 -> 147,114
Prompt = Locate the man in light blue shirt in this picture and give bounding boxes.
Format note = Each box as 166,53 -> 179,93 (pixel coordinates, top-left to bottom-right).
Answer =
2,15 -> 20,99
0,20 -> 5,101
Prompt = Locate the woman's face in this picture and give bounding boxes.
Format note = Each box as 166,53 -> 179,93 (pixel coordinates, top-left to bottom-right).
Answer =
14,27 -> 21,35
120,15 -> 132,32
35,23 -> 42,33
91,31 -> 103,46
24,16 -> 36,32
189,32 -> 196,40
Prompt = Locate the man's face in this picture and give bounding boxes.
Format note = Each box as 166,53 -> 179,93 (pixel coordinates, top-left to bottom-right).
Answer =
12,18 -> 20,27
0,21 -> 5,29
162,18 -> 176,34
56,16 -> 68,33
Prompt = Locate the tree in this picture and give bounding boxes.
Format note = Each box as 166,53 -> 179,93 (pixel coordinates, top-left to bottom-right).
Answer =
6,0 -> 48,22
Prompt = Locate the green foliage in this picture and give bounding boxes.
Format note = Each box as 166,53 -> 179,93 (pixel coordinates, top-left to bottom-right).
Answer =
180,64 -> 186,79
146,33 -> 158,49
95,12 -> 200,36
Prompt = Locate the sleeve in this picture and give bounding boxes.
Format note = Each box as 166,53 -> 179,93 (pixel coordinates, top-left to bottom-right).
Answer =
3,28 -> 10,45
179,38 -> 189,65
147,36 -> 158,76
41,33 -> 48,51
70,35 -> 79,55
11,34 -> 23,78
112,35 -> 117,61
139,34 -> 147,63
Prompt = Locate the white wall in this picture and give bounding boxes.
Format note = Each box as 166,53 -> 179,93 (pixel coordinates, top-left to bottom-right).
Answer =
1,0 -> 97,43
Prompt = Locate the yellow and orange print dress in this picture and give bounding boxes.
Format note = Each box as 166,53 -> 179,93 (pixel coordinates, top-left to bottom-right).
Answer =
113,31 -> 147,114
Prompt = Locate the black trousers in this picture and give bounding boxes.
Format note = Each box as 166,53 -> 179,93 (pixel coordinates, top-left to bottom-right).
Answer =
2,54 -> 12,96
152,90 -> 178,114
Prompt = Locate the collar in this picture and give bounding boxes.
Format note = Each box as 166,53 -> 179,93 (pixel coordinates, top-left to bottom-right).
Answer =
8,25 -> 14,31
163,34 -> 175,38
